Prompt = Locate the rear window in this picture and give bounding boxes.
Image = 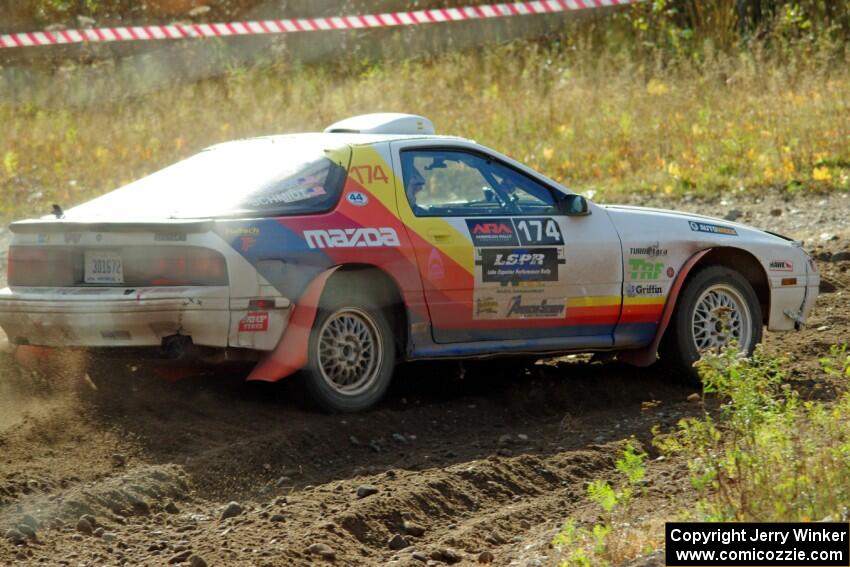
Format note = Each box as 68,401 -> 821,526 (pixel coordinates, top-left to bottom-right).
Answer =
67,137 -> 350,219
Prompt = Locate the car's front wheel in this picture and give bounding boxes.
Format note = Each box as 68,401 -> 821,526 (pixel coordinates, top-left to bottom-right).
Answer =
302,287 -> 395,413
660,265 -> 763,383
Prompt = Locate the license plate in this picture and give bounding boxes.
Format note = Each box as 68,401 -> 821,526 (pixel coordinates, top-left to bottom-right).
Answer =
84,250 -> 124,284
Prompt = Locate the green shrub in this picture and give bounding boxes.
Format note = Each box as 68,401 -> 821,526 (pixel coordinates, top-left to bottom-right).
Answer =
655,344 -> 850,522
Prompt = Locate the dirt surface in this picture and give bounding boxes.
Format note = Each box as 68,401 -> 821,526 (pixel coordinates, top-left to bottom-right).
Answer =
0,192 -> 848,566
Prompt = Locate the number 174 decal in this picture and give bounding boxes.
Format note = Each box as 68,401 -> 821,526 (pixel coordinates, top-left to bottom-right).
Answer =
514,218 -> 563,245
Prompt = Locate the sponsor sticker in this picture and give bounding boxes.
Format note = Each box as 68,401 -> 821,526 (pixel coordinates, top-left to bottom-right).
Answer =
688,220 -> 738,236
303,227 -> 400,249
154,232 -> 187,242
629,243 -> 667,257
240,236 -> 256,252
769,260 -> 794,271
466,219 -> 518,247
666,266 -> 675,278
224,226 -> 260,238
628,258 -> 665,280
477,247 -> 561,283
251,185 -> 326,207
495,281 -> 545,293
627,283 -> 664,297
475,297 -> 499,316
345,191 -> 369,206
64,232 -> 83,244
238,311 -> 269,332
505,295 -> 565,318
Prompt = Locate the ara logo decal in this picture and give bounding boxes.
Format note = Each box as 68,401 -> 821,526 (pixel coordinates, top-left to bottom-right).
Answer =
466,219 -> 519,246
474,223 -> 512,235
629,258 -> 665,280
346,191 -> 369,206
238,311 -> 269,332
303,227 -> 400,249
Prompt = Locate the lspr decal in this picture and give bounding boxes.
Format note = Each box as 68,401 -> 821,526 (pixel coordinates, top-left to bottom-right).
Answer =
477,248 -> 561,283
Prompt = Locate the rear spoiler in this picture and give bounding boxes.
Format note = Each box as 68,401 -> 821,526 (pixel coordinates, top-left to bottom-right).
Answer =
9,219 -> 214,234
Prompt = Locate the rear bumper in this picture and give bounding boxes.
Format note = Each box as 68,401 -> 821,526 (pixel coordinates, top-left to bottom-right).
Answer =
0,286 -> 289,350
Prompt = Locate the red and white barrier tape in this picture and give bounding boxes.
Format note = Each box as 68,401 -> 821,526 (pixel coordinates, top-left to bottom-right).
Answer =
0,0 -> 638,49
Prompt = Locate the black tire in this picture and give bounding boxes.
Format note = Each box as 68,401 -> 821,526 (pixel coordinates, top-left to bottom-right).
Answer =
301,283 -> 396,413
659,265 -> 762,384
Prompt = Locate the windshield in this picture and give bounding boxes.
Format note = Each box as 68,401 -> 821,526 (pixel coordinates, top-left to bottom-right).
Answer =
66,136 -> 350,219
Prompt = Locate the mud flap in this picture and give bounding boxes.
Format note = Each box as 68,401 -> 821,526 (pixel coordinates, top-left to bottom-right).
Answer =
618,249 -> 710,367
246,267 -> 341,382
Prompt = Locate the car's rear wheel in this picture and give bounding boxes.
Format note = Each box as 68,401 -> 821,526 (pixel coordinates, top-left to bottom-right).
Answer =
302,286 -> 395,413
659,265 -> 762,384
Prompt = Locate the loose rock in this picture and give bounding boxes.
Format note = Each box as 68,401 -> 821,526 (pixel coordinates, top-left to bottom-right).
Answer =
723,209 -> 743,221
16,524 -> 36,540
388,534 -> 411,550
168,549 -> 192,564
307,542 -> 336,560
431,548 -> 462,564
19,515 -> 39,531
356,484 -> 379,499
76,517 -> 93,535
4,528 -> 26,545
221,501 -> 243,520
687,393 -> 701,403
188,555 -> 208,567
270,514 -> 286,522
111,453 -> 127,467
165,501 -> 180,514
403,520 -> 426,537
479,550 -> 495,563
831,251 -> 850,262
412,551 -> 428,562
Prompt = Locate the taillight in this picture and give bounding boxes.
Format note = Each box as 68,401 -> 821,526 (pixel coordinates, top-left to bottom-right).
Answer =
124,247 -> 227,286
8,247 -> 74,286
8,245 -> 226,287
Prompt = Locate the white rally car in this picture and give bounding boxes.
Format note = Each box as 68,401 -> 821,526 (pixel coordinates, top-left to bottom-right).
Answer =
0,114 -> 819,411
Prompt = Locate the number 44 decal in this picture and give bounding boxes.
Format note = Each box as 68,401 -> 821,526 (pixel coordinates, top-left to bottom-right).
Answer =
349,165 -> 389,184
515,218 -> 563,245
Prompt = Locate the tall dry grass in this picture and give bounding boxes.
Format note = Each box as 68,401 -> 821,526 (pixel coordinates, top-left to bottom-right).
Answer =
0,35 -> 848,221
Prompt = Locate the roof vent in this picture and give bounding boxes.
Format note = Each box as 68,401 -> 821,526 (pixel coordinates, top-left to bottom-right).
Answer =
324,113 -> 435,136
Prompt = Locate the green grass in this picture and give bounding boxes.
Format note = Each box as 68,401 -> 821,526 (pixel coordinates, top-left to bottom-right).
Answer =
655,344 -> 850,522
1,29 -> 849,221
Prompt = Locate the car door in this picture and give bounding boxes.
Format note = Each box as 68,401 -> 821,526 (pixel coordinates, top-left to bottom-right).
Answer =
390,141 -> 624,345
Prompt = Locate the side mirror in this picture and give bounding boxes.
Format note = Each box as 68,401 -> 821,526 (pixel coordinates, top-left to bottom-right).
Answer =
558,194 -> 591,217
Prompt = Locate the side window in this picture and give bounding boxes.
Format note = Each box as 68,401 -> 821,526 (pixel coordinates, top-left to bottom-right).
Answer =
400,149 -> 558,217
